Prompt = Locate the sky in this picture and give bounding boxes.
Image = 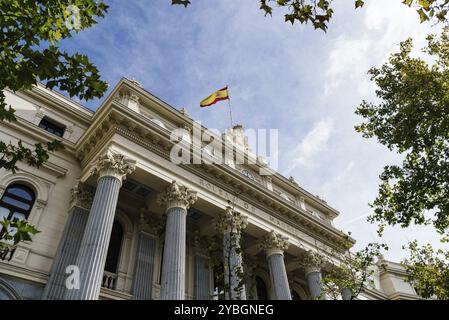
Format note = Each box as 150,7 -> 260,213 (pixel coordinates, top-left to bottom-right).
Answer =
59,0 -> 446,262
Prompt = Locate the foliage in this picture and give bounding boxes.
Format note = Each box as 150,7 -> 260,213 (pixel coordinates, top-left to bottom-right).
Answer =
207,233 -> 246,300
321,237 -> 388,300
171,0 -> 449,32
402,239 -> 449,299
0,217 -> 40,260
356,28 -> 449,235
403,0 -> 449,23
1,0 -> 109,172
0,139 -> 62,173
0,1 -> 108,250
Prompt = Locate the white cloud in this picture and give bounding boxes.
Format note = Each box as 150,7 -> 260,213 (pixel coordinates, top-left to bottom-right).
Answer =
284,118 -> 334,174
324,0 -> 438,97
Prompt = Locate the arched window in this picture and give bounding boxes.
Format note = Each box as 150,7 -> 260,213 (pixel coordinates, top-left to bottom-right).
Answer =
0,184 -> 35,234
104,220 -> 123,274
0,279 -> 21,300
256,276 -> 268,300
291,289 -> 302,300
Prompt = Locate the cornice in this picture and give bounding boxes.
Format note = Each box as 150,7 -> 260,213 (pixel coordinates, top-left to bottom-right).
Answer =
11,86 -> 93,126
76,119 -> 351,251
41,160 -> 68,177
1,118 -> 76,178
361,287 -> 388,300
380,263 -> 409,278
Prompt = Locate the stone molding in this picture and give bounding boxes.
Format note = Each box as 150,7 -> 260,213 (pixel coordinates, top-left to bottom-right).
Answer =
157,181 -> 198,211
215,206 -> 248,234
260,231 -> 289,257
90,151 -> 136,183
70,180 -> 95,210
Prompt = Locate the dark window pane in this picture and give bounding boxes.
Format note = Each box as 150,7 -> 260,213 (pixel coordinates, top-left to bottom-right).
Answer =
0,184 -> 35,227
2,196 -> 31,211
11,212 -> 25,221
104,220 -> 123,273
7,186 -> 33,201
0,207 -> 10,221
256,276 -> 268,300
0,207 -> 10,234
291,290 -> 301,300
38,118 -> 65,137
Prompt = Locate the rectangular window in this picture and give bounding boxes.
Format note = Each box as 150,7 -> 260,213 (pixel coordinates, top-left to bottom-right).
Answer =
38,117 -> 65,137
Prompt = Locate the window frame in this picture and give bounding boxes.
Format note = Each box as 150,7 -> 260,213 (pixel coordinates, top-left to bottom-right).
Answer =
0,184 -> 35,234
38,117 -> 66,137
104,219 -> 124,274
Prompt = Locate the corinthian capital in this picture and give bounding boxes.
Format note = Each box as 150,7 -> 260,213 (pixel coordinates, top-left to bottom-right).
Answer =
260,231 -> 289,257
91,151 -> 136,183
300,250 -> 327,275
157,181 -> 198,211
70,180 -> 95,210
215,206 -> 248,234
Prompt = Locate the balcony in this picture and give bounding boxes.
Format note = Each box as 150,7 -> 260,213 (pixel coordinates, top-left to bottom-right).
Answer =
102,271 -> 118,290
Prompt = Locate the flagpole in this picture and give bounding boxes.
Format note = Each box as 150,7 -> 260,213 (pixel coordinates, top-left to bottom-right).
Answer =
227,85 -> 234,128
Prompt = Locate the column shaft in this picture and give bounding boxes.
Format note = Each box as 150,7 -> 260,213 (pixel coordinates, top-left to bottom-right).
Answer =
65,176 -> 121,300
267,253 -> 292,300
307,271 -> 324,299
160,207 -> 186,300
42,207 -> 88,300
341,288 -> 352,300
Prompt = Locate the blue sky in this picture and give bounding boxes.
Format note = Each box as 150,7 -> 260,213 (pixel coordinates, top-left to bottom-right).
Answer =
59,0 -> 445,261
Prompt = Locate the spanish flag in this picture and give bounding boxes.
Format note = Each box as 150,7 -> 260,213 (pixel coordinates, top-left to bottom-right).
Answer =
200,86 -> 229,107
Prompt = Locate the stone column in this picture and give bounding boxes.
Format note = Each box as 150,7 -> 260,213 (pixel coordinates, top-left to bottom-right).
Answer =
65,152 -> 136,300
157,181 -> 197,300
341,287 -> 353,300
302,250 -> 326,300
261,231 -> 291,300
42,181 -> 93,300
216,207 -> 248,300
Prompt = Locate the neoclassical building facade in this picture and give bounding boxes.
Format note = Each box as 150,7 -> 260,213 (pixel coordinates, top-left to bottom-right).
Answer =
0,78 -> 419,300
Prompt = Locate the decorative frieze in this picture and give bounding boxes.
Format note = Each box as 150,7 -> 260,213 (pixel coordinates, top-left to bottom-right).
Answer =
90,151 -> 136,183
70,180 -> 95,210
215,206 -> 248,234
260,231 -> 289,257
157,181 -> 198,211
